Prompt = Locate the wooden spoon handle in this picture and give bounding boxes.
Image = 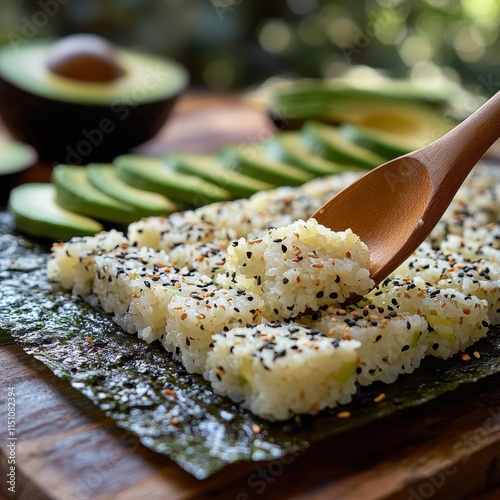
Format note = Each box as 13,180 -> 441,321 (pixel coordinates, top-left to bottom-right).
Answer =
414,91 -> 500,191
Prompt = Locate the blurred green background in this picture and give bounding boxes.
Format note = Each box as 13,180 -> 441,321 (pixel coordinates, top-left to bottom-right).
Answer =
1,0 -> 499,99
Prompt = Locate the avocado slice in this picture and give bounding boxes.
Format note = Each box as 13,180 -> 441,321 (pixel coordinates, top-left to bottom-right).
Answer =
0,140 -> 37,197
339,124 -> 416,159
0,36 -> 188,162
114,155 -> 232,206
87,163 -> 178,218
263,132 -> 363,175
0,140 -> 37,176
166,153 -> 276,198
301,121 -> 386,169
219,145 -> 314,187
52,164 -> 137,224
8,183 -> 103,240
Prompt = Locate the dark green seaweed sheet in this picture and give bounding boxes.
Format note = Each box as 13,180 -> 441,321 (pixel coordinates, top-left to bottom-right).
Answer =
0,211 -> 499,479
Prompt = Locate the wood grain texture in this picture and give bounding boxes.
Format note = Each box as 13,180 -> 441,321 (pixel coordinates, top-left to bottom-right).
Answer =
1,96 -> 500,499
1,338 -> 499,500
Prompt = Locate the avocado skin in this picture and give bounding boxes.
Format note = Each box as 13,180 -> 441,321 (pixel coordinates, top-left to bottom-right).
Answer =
0,76 -> 179,163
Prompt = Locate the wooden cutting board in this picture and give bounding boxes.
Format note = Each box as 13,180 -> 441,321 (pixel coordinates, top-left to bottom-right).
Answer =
1,95 -> 500,499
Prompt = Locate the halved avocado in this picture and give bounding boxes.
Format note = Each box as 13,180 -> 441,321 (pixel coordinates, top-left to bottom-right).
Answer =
52,164 -> 137,224
219,145 -> 314,187
301,121 -> 386,169
263,132 -> 363,175
8,183 -> 103,240
0,35 -> 188,163
0,140 -> 37,198
166,153 -> 276,198
114,154 -> 232,206
269,83 -> 455,149
87,163 -> 178,217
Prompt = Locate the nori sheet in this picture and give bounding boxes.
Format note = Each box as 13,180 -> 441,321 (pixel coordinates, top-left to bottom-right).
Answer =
0,211 -> 499,479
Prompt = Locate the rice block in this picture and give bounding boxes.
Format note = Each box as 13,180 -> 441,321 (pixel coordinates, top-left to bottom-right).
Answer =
205,323 -> 360,421
47,229 -> 128,294
90,247 -> 214,343
395,248 -> 500,325
312,305 -> 428,385
221,218 -> 373,318
164,288 -> 267,373
168,241 -> 228,278
369,277 -> 490,358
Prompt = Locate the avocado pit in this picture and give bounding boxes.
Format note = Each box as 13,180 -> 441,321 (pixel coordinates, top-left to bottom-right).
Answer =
47,34 -> 125,83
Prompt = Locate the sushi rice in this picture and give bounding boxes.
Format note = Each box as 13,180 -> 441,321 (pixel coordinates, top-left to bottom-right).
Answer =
48,161 -> 500,421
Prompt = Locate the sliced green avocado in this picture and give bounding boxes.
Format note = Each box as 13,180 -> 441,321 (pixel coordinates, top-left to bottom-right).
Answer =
52,164 -> 137,224
301,121 -> 386,169
263,132 -> 363,175
8,183 -> 103,240
166,153 -> 276,198
114,155 -> 232,206
87,163 -> 178,218
339,123 -> 413,158
219,145 -> 314,187
0,140 -> 37,176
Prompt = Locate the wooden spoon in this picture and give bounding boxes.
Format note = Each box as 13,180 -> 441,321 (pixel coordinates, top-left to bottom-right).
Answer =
312,91 -> 500,287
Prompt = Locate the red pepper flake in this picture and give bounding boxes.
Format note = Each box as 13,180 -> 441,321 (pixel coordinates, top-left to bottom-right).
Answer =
181,312 -> 188,320
463,308 -> 471,315
163,389 -> 177,397
86,338 -> 93,344
313,263 -> 324,268
251,424 -> 261,435
346,251 -> 351,258
373,393 -> 386,404
461,353 -> 471,361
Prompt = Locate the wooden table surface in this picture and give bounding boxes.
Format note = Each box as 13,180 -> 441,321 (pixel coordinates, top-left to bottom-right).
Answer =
1,95 -> 500,499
